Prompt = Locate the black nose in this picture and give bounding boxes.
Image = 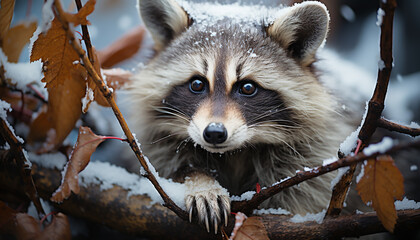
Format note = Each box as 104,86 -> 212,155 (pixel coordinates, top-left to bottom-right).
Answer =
203,123 -> 228,144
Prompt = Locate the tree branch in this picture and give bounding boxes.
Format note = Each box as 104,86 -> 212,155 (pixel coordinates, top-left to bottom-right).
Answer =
1,154 -> 419,240
51,0 -> 188,221
325,0 -> 397,217
231,139 -> 420,214
0,118 -> 46,219
74,0 -> 94,64
378,118 -> 420,137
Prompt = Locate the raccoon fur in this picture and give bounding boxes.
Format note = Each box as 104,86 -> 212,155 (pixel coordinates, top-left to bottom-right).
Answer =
129,0 -> 350,232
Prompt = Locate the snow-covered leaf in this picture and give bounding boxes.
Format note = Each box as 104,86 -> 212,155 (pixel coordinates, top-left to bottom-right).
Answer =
102,68 -> 133,90
2,20 -> 37,62
0,0 -> 15,41
97,26 -> 145,69
356,155 -> 404,232
51,126 -> 104,202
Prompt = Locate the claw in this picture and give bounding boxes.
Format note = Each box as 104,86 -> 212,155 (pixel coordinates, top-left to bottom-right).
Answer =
205,217 -> 210,233
189,207 -> 193,223
214,218 -> 218,234
224,210 -> 228,226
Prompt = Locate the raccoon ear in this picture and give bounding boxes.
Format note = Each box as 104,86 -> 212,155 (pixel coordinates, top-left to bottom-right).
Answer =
139,0 -> 191,51
267,1 -> 329,66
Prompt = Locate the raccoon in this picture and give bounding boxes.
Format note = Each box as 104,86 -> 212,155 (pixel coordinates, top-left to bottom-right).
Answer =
129,0 -> 348,233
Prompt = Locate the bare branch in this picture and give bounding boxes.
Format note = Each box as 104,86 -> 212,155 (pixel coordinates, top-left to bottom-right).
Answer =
51,0 -> 188,220
325,0 -> 397,217
0,118 -> 46,219
378,118 -> 420,137
231,139 -> 420,214
74,0 -> 94,64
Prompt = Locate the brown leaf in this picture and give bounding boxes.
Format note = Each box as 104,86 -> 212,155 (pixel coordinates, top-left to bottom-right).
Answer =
38,213 -> 71,240
28,64 -> 85,151
30,18 -> 81,88
0,0 -> 15,41
356,155 -> 404,232
2,20 -> 37,62
102,68 -> 133,90
233,216 -> 269,240
63,0 -> 96,26
51,126 -> 104,202
14,213 -> 41,240
97,26 -> 145,68
0,201 -> 17,233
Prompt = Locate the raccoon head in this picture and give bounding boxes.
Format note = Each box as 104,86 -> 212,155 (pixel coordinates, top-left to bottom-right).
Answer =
134,0 -> 333,154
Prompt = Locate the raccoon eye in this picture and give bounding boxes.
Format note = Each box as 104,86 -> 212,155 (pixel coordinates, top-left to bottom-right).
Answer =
189,78 -> 205,93
239,82 -> 257,96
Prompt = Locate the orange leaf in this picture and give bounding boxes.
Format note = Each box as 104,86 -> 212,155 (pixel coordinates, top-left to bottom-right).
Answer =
2,20 -> 37,62
102,68 -> 133,90
233,216 -> 269,240
356,156 -> 404,232
30,18 -> 81,88
38,213 -> 71,240
63,0 -> 96,26
51,126 -> 104,202
84,47 -> 109,109
0,0 -> 15,41
28,64 -> 85,151
97,26 -> 145,68
14,213 -> 41,240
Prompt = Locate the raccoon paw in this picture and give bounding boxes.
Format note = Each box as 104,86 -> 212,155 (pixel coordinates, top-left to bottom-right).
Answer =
184,174 -> 230,234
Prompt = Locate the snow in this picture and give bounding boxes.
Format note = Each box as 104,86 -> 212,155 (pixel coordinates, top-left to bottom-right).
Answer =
330,166 -> 350,190
363,137 -> 394,156
82,85 -> 94,113
322,157 -> 336,166
0,49 -> 43,89
376,8 -> 385,27
289,210 -> 326,224
339,101 -> 369,155
40,0 -> 54,32
28,152 -> 68,170
180,2 -> 286,29
231,190 -> 255,201
378,59 -> 385,70
79,161 -> 187,209
253,208 -> 291,215
0,100 -> 11,120
394,197 -> 420,210
356,161 -> 367,183
410,165 -> 418,171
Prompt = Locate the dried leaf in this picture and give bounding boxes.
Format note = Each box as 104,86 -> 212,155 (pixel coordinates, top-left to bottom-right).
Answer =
0,201 -> 17,232
234,216 -> 269,240
14,213 -> 41,240
0,0 -> 15,41
63,0 -> 96,26
38,213 -> 71,240
102,68 -> 133,90
2,20 -> 37,62
97,26 -> 145,68
84,47 -> 109,109
30,18 -> 81,88
356,156 -> 404,232
28,64 -> 85,151
51,126 -> 104,202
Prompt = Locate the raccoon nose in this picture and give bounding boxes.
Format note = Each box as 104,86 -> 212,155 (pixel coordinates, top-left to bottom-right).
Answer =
203,123 -> 227,144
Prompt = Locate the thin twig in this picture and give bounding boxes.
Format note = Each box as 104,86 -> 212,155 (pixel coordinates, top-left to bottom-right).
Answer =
74,0 -> 94,64
231,138 -> 420,214
51,0 -> 188,220
378,118 -> 420,137
0,118 -> 46,220
325,0 -> 397,217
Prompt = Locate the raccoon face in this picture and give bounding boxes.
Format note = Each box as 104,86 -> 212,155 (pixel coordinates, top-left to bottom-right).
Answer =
134,0 -> 333,154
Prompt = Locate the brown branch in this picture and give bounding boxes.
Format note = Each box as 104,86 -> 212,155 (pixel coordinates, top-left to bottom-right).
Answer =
231,138 -> 420,214
378,118 -> 420,137
2,156 -> 420,239
74,0 -> 94,64
51,0 -> 188,221
325,0 -> 397,217
0,118 -> 46,219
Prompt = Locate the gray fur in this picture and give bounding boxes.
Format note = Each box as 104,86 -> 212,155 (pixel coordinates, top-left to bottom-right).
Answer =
130,0 -> 351,230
